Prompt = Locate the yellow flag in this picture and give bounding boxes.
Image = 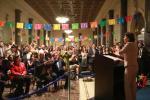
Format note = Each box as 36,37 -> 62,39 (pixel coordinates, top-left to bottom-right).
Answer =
53,24 -> 60,30
108,19 -> 116,25
16,22 -> 24,29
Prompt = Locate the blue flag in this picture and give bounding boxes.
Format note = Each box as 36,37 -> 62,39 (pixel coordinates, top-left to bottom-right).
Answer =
44,24 -> 51,31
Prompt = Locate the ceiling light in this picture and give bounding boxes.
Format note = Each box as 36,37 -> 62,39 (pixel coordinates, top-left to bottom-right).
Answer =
56,16 -> 69,23
68,35 -> 74,38
64,30 -> 73,34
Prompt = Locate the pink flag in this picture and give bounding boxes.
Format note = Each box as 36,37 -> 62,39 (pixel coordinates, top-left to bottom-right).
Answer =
36,36 -> 40,40
34,24 -> 42,30
62,24 -> 69,30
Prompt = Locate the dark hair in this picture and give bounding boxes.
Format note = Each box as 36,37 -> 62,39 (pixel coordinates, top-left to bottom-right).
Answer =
13,55 -> 20,61
11,44 -> 18,48
125,32 -> 135,42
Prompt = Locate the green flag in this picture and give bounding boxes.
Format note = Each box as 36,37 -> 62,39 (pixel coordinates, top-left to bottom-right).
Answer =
112,32 -> 115,36
72,23 -> 79,29
6,22 -> 14,28
40,36 -> 45,40
100,19 -> 106,27
88,34 -> 93,40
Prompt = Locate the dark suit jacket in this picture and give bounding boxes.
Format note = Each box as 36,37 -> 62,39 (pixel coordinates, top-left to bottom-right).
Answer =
52,59 -> 66,74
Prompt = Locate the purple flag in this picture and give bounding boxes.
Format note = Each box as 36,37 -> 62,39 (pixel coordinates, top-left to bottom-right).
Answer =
80,23 -> 88,29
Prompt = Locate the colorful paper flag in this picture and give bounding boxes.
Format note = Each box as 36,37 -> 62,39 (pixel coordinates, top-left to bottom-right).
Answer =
25,23 -> 32,29
125,16 -> 132,22
36,36 -> 40,40
108,19 -> 116,25
53,24 -> 60,30
6,22 -> 14,28
65,38 -> 70,42
44,24 -> 51,31
40,36 -> 45,40
100,19 -> 106,27
117,17 -> 124,24
72,23 -> 79,29
0,21 -> 5,27
55,38 -> 58,42
75,37 -> 79,42
58,37 -> 63,42
84,36 -> 88,40
70,38 -> 74,42
34,24 -> 42,30
80,23 -> 88,29
62,24 -> 69,30
90,21 -> 98,28
16,22 -> 24,29
50,38 -> 54,42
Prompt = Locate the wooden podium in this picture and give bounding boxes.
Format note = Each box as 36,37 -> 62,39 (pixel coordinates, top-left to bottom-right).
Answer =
94,54 -> 124,100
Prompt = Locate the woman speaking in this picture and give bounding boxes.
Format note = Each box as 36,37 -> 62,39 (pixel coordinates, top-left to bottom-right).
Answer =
119,32 -> 139,100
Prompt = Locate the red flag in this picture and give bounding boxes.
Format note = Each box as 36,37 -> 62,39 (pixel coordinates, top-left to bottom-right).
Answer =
125,16 -> 132,22
0,21 -> 5,27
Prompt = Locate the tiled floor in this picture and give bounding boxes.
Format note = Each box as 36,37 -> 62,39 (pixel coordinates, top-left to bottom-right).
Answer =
79,78 -> 95,100
3,79 -> 150,100
3,80 -> 79,100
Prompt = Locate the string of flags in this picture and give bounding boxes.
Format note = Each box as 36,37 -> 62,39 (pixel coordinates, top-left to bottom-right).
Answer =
0,16 -> 133,31
28,31 -> 115,42
0,15 -> 132,42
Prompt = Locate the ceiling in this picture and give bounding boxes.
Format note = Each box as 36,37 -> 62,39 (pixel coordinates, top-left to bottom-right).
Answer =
25,0 -> 105,23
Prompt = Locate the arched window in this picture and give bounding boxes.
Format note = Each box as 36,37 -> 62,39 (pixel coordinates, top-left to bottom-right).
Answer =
131,12 -> 145,35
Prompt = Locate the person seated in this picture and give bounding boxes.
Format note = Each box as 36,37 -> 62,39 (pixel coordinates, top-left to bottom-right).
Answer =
52,54 -> 68,89
0,66 -> 6,100
10,56 -> 31,96
0,56 -> 12,99
69,54 -> 80,79
33,52 -> 54,91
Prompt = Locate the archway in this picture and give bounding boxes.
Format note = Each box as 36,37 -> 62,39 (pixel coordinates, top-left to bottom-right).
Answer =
130,11 -> 145,41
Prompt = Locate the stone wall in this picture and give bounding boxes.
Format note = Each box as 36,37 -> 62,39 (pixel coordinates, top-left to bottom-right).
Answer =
0,0 -> 47,45
96,0 -> 145,44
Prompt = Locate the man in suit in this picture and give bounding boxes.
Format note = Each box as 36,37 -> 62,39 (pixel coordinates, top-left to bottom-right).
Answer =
119,32 -> 139,100
52,54 -> 68,89
87,44 -> 99,72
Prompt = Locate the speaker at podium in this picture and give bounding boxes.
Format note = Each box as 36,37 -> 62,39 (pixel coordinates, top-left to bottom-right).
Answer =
94,54 -> 124,100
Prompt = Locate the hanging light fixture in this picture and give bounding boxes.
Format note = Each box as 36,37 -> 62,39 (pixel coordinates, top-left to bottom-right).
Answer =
56,0 -> 69,23
56,16 -> 69,23
64,30 -> 73,34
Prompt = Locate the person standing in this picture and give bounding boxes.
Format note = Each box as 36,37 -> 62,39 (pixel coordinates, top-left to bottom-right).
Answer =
119,32 -> 139,100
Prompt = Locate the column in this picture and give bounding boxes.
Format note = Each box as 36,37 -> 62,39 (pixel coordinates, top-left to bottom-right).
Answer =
145,0 -> 150,47
79,33 -> 82,47
141,0 -> 150,75
28,18 -> 33,44
108,10 -> 114,47
101,25 -> 106,45
62,33 -> 66,46
37,30 -> 40,46
15,9 -> 21,45
43,30 -> 46,45
97,25 -> 101,46
48,31 -> 51,46
120,0 -> 127,44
